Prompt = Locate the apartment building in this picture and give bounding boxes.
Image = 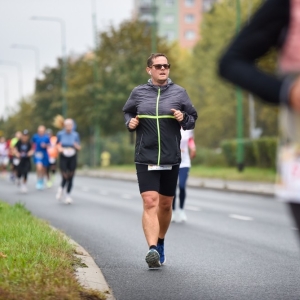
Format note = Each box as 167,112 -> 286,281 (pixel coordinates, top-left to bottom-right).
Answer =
134,0 -> 215,49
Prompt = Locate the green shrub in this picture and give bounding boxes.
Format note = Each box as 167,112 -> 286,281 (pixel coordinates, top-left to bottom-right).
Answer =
221,137 -> 277,168
193,147 -> 227,167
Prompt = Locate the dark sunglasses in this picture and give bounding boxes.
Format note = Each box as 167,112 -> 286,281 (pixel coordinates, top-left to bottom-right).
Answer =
151,64 -> 171,70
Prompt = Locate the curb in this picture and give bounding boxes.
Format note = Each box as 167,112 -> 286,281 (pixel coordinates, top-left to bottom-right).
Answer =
51,226 -> 115,300
68,238 -> 115,300
77,170 -> 275,197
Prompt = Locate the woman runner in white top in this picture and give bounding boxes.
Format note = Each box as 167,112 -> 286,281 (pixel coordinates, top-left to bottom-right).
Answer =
172,129 -> 196,222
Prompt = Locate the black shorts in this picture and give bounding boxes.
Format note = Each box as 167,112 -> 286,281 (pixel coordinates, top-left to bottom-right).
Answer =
17,159 -> 31,176
136,164 -> 179,196
59,154 -> 77,173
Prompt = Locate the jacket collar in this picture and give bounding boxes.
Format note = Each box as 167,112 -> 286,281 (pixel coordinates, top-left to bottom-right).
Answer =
147,78 -> 173,91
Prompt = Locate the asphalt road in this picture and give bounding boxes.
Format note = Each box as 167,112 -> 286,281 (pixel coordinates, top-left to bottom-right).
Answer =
1,174 -> 300,300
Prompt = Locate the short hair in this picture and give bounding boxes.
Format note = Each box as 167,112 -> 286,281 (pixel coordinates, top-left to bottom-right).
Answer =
147,53 -> 168,67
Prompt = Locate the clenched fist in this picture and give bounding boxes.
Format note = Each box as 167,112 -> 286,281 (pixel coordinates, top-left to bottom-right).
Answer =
128,116 -> 139,130
171,109 -> 184,122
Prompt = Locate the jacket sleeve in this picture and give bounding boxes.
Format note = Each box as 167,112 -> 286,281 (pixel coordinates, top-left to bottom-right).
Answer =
180,90 -> 198,130
218,0 -> 289,105
123,88 -> 138,132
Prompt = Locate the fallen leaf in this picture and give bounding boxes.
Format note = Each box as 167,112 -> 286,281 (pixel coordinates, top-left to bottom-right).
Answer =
0,252 -> 7,258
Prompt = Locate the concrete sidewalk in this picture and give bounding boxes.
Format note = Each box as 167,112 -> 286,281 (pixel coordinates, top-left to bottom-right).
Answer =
77,169 -> 275,196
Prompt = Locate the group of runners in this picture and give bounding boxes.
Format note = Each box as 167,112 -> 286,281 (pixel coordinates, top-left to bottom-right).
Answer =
0,119 -> 80,204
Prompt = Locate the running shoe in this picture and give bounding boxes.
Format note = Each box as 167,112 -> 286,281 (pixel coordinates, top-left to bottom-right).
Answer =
145,249 -> 161,269
171,210 -> 179,222
178,209 -> 187,222
20,184 -> 27,194
46,180 -> 53,188
56,187 -> 63,200
36,181 -> 43,190
65,196 -> 73,204
157,243 -> 166,265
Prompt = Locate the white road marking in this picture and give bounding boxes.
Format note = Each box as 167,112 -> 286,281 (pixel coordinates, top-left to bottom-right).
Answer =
229,214 -> 253,221
185,205 -> 202,211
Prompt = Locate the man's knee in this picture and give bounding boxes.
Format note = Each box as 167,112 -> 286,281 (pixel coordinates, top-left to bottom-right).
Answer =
159,195 -> 173,211
142,192 -> 159,210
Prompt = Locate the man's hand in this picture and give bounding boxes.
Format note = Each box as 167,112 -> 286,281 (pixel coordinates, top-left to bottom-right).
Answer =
290,77 -> 300,112
128,116 -> 139,130
171,109 -> 184,122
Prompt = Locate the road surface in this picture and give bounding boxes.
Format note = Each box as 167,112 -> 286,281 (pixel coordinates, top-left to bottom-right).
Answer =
1,174 -> 300,300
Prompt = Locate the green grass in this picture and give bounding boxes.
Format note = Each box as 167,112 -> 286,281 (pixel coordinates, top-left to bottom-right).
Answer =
0,201 -> 106,300
97,165 -> 276,183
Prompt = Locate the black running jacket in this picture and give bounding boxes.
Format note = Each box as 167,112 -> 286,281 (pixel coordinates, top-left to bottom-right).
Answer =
123,79 -> 198,166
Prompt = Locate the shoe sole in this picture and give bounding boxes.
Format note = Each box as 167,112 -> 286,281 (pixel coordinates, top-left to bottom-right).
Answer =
145,251 -> 161,269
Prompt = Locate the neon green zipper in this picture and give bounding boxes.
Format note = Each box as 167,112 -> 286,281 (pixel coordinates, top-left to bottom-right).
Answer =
156,88 -> 161,165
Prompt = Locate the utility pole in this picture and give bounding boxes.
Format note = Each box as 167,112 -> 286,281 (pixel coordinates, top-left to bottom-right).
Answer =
91,0 -> 101,166
235,0 -> 244,172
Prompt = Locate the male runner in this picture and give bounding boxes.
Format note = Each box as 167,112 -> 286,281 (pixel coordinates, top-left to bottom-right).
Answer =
123,53 -> 198,268
32,125 -> 50,190
9,131 -> 21,182
56,119 -> 81,204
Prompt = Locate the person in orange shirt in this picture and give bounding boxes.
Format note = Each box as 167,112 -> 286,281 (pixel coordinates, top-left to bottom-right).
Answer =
46,129 -> 58,187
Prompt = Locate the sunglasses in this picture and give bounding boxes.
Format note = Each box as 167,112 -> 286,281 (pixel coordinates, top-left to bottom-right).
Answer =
151,64 -> 171,70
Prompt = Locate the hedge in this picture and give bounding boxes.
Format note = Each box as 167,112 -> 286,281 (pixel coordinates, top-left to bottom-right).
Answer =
220,137 -> 277,169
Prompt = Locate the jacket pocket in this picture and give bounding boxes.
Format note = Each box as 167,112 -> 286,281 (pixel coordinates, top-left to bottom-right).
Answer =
137,134 -> 144,155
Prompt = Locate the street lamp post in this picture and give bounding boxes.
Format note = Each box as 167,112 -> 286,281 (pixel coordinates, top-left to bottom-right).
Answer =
0,74 -> 9,119
11,44 -> 40,78
235,0 -> 244,172
0,60 -> 23,101
31,16 -> 67,118
151,0 -> 157,53
91,0 -> 101,166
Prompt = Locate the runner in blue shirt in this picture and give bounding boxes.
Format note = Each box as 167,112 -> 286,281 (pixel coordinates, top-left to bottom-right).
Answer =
32,125 -> 50,190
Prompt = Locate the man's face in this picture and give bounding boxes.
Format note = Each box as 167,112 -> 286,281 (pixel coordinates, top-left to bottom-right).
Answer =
64,121 -> 73,132
0,137 -> 5,143
147,56 -> 170,85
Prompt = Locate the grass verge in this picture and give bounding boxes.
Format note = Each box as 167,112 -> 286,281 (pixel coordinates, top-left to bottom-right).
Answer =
0,201 -> 106,300
92,165 -> 276,183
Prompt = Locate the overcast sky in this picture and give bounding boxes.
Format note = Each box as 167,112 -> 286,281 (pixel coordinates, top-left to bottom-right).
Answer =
0,0 -> 134,117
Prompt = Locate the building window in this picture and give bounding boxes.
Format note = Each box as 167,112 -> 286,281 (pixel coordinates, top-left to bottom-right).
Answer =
185,30 -> 196,40
141,0 -> 152,5
140,14 -> 153,22
165,0 -> 174,6
165,14 -> 174,23
185,14 -> 195,23
165,30 -> 175,41
185,0 -> 195,7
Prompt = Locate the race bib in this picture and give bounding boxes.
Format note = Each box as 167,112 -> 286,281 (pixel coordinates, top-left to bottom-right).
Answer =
62,147 -> 76,157
49,157 -> 56,164
276,144 -> 300,202
13,158 -> 20,166
148,165 -> 172,171
35,152 -> 44,159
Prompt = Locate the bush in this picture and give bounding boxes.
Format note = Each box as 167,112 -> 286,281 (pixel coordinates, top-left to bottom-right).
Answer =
193,147 -> 227,167
221,137 -> 277,168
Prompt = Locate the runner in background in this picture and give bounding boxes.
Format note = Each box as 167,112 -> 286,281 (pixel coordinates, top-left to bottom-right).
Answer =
172,129 -> 196,223
0,136 -> 9,177
32,125 -> 50,190
46,129 -> 58,188
56,119 -> 81,204
14,130 -> 34,193
9,131 -> 21,182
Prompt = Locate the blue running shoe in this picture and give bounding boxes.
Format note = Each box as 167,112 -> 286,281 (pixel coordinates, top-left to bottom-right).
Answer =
145,249 -> 161,269
157,243 -> 166,265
